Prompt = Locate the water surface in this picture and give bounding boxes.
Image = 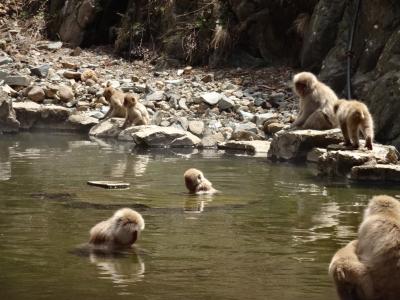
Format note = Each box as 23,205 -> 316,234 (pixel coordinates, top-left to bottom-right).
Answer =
0,133 -> 397,300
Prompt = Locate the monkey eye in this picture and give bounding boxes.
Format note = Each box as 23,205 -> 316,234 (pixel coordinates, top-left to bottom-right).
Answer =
197,174 -> 202,180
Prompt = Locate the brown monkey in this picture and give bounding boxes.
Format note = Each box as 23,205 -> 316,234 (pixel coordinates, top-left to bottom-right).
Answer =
101,86 -> 126,119
184,168 -> 217,194
122,93 -> 150,129
329,195 -> 400,300
329,240 -> 374,300
292,72 -> 338,130
89,208 -> 145,250
334,99 -> 374,150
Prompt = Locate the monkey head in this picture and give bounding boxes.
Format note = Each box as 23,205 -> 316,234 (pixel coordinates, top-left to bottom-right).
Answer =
89,208 -> 145,247
124,93 -> 138,108
103,86 -> 115,101
184,168 -> 214,194
364,195 -> 400,219
293,72 -> 317,97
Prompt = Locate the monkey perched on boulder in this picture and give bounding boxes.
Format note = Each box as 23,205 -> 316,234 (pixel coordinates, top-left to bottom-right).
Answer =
291,72 -> 338,130
122,93 -> 150,129
184,168 -> 217,194
101,86 -> 126,119
329,195 -> 400,300
334,99 -> 374,150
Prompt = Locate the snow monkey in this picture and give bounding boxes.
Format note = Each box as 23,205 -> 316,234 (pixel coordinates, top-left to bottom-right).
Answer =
184,168 -> 217,194
101,86 -> 127,119
291,72 -> 338,130
329,195 -> 400,300
333,99 -> 374,150
122,93 -> 150,129
89,208 -> 145,251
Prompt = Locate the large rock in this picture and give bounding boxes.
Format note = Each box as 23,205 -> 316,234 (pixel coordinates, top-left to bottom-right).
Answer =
89,118 -> 124,137
0,92 -> 20,133
313,143 -> 399,177
118,125 -> 201,148
351,164 -> 400,182
67,114 -> 99,132
219,140 -> 271,156
268,129 -> 343,161
13,101 -> 71,130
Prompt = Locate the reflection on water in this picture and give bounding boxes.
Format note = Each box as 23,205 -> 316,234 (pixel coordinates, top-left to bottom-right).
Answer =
0,132 -> 399,300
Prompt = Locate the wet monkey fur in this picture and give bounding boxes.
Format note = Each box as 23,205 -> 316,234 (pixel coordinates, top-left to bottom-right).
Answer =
89,208 -> 145,250
184,168 -> 217,194
292,72 -> 338,130
334,99 -> 374,150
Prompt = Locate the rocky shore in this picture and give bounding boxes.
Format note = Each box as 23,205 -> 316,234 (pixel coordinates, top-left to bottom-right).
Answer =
0,21 -> 399,183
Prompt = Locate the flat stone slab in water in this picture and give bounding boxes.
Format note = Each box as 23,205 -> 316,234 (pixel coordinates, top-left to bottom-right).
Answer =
351,164 -> 400,182
219,140 -> 271,155
87,181 -> 130,189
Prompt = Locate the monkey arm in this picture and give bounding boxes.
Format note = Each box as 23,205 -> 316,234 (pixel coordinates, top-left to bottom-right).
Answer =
101,107 -> 113,120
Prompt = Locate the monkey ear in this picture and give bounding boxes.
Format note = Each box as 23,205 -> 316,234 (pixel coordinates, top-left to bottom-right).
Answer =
106,81 -> 111,87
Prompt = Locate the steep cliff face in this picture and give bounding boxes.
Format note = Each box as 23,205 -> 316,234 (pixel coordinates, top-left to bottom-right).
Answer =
47,0 -> 400,147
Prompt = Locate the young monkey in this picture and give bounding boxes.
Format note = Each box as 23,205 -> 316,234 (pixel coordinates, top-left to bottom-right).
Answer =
122,93 -> 150,129
184,168 -> 217,194
101,86 -> 127,120
334,99 -> 374,150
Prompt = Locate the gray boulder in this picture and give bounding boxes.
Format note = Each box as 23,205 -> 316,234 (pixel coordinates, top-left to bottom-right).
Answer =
0,92 -> 20,133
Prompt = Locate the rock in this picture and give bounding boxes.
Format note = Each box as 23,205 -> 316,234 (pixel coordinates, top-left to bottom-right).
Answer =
151,111 -> 163,125
118,125 -> 201,147
133,83 -> 147,93
0,56 -> 13,65
255,113 -> 278,126
13,102 -> 70,130
0,91 -> 20,133
165,79 -> 184,85
174,117 -> 188,131
218,96 -> 234,110
234,122 -> 258,133
30,64 -> 50,78
201,92 -> 222,105
231,130 -> 262,141
219,140 -> 271,155
265,122 -> 286,134
58,85 -> 74,102
315,143 -> 399,177
200,132 -> 225,148
351,164 -> 400,182
107,80 -> 120,88
178,98 -> 189,110
188,120 -> 204,136
81,69 -> 98,82
307,148 -> 327,163
63,70 -> 82,80
268,129 -> 343,161
201,74 -> 214,83
46,41 -> 63,50
238,110 -> 255,122
0,69 -> 8,81
89,118 -> 124,137
70,47 -> 82,56
27,86 -> 45,102
146,91 -> 165,102
5,75 -> 31,87
67,114 -> 99,132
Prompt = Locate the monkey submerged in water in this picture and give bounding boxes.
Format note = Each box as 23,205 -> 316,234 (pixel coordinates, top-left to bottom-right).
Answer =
89,208 -> 145,251
334,99 -> 374,150
184,168 -> 217,194
291,72 -> 338,130
329,195 -> 400,300
122,93 -> 150,128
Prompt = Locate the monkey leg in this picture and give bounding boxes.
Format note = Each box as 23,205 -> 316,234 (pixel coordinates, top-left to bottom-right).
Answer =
301,110 -> 335,130
340,121 -> 352,147
348,123 -> 360,148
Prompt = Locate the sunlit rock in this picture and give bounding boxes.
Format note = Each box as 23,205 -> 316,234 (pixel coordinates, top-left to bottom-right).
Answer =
268,129 -> 342,161
351,164 -> 400,182
219,140 -> 271,155
118,125 -> 201,147
89,118 -> 124,137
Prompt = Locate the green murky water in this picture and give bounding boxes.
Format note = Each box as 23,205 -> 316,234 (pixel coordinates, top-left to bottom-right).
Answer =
0,133 -> 397,300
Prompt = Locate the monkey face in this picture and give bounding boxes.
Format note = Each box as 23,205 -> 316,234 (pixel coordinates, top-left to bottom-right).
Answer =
295,82 -> 309,97
184,168 -> 204,193
103,87 -> 114,101
124,94 -> 137,108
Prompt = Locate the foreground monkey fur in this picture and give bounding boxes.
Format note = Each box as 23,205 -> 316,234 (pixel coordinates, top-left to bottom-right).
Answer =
184,168 -> 217,194
101,86 -> 126,119
292,72 -> 338,130
122,93 -> 150,128
89,208 -> 145,250
329,195 -> 400,300
334,99 -> 374,150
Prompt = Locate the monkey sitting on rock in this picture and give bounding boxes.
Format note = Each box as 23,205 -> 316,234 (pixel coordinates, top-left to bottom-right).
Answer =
291,72 -> 339,130
184,168 -> 217,195
122,93 -> 150,129
101,86 -> 127,120
329,195 -> 400,300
